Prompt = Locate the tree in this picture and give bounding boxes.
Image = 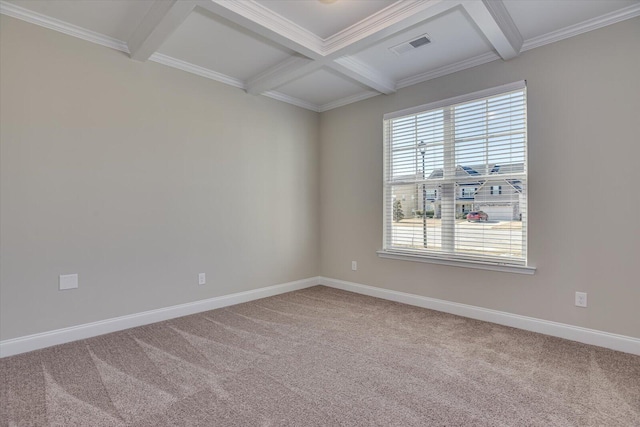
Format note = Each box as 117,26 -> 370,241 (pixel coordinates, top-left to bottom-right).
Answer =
393,199 -> 404,222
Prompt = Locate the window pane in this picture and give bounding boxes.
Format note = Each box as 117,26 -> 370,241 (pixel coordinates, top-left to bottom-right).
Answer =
454,182 -> 525,259
384,84 -> 527,266
389,111 -> 445,180
388,184 -> 443,251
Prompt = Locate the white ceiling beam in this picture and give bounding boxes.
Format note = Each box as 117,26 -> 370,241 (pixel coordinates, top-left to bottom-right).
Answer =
330,57 -> 396,95
462,0 -> 523,60
197,0 -> 327,95
128,0 -> 197,61
220,1 -> 455,96
197,0 -> 323,59
246,54 -> 397,96
245,56 -> 317,95
322,0 -> 455,57
200,0 -> 521,96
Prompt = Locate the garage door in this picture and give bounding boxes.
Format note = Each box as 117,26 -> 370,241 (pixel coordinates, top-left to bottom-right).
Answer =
480,205 -> 514,221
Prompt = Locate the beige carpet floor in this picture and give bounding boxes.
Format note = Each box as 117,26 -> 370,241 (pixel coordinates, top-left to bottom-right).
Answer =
1,285 -> 639,426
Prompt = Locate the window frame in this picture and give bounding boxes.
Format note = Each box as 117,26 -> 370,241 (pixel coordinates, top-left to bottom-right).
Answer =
379,81 -> 535,274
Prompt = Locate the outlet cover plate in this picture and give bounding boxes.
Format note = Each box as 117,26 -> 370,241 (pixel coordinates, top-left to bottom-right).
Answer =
59,274 -> 78,290
575,291 -> 587,307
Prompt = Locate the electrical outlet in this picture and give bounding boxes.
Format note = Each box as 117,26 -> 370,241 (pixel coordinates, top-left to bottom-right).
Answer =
575,291 -> 587,308
351,261 -> 357,271
59,274 -> 78,290
198,273 -> 206,285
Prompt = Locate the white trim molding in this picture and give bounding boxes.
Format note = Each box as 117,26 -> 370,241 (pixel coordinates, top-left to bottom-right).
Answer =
0,277 -> 321,358
0,0 -> 129,53
263,91 -> 321,112
377,250 -> 536,275
3,276 -> 638,357
318,91 -> 380,113
245,56 -> 317,96
1,0 -> 639,113
331,57 -> 396,95
149,53 -> 245,89
384,79 -> 526,120
461,0 -> 522,60
521,3 -> 640,52
320,277 -> 640,356
396,51 -> 500,89
197,0 -> 323,58
322,0 -> 453,56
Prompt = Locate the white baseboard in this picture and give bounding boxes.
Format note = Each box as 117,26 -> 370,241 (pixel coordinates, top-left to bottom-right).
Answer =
0,277 -> 320,358
4,276 -> 638,357
320,277 -> 640,356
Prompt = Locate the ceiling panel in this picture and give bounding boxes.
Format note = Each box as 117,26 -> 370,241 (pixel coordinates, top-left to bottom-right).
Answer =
254,0 -> 396,39
4,0 -> 154,41
353,8 -> 494,82
504,0 -> 638,40
3,0 -> 638,112
157,8 -> 295,82
275,68 -> 369,106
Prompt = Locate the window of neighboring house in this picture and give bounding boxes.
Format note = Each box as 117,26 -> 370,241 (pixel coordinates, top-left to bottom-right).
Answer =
380,81 -> 531,273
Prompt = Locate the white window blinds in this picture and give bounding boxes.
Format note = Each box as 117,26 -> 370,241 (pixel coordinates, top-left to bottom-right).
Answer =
383,81 -> 527,267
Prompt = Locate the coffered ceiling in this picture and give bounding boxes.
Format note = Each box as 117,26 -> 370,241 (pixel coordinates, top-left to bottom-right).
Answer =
2,0 -> 639,112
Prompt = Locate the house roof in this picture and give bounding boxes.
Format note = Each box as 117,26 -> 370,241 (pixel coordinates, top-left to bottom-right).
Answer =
427,163 -> 525,179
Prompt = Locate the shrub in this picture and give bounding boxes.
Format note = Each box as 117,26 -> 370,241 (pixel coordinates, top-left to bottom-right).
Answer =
393,199 -> 404,222
416,210 -> 434,218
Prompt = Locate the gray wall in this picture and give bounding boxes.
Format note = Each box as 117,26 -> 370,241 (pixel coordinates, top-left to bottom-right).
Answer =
2,14 -> 639,342
319,18 -> 640,338
0,16 -> 320,340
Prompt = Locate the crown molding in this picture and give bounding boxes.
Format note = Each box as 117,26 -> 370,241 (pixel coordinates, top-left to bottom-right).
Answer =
338,2 -> 640,110
318,91 -> 380,113
149,53 -> 244,89
397,51 -> 500,89
263,91 -> 320,112
0,0 -> 129,53
331,56 -> 396,95
3,0 -> 639,114
322,0 -> 450,57
0,2 -> 318,112
521,2 -> 640,52
245,55 -> 317,95
152,53 -> 318,111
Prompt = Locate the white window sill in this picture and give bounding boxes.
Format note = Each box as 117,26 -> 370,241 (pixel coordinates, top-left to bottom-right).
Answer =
377,250 -> 536,275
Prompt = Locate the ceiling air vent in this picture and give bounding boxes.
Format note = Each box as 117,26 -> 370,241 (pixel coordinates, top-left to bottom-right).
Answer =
389,34 -> 431,56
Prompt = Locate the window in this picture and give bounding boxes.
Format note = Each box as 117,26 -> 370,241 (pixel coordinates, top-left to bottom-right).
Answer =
380,81 -> 532,273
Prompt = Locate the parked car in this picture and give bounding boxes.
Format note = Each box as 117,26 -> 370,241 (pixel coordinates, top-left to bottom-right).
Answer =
466,211 -> 488,221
